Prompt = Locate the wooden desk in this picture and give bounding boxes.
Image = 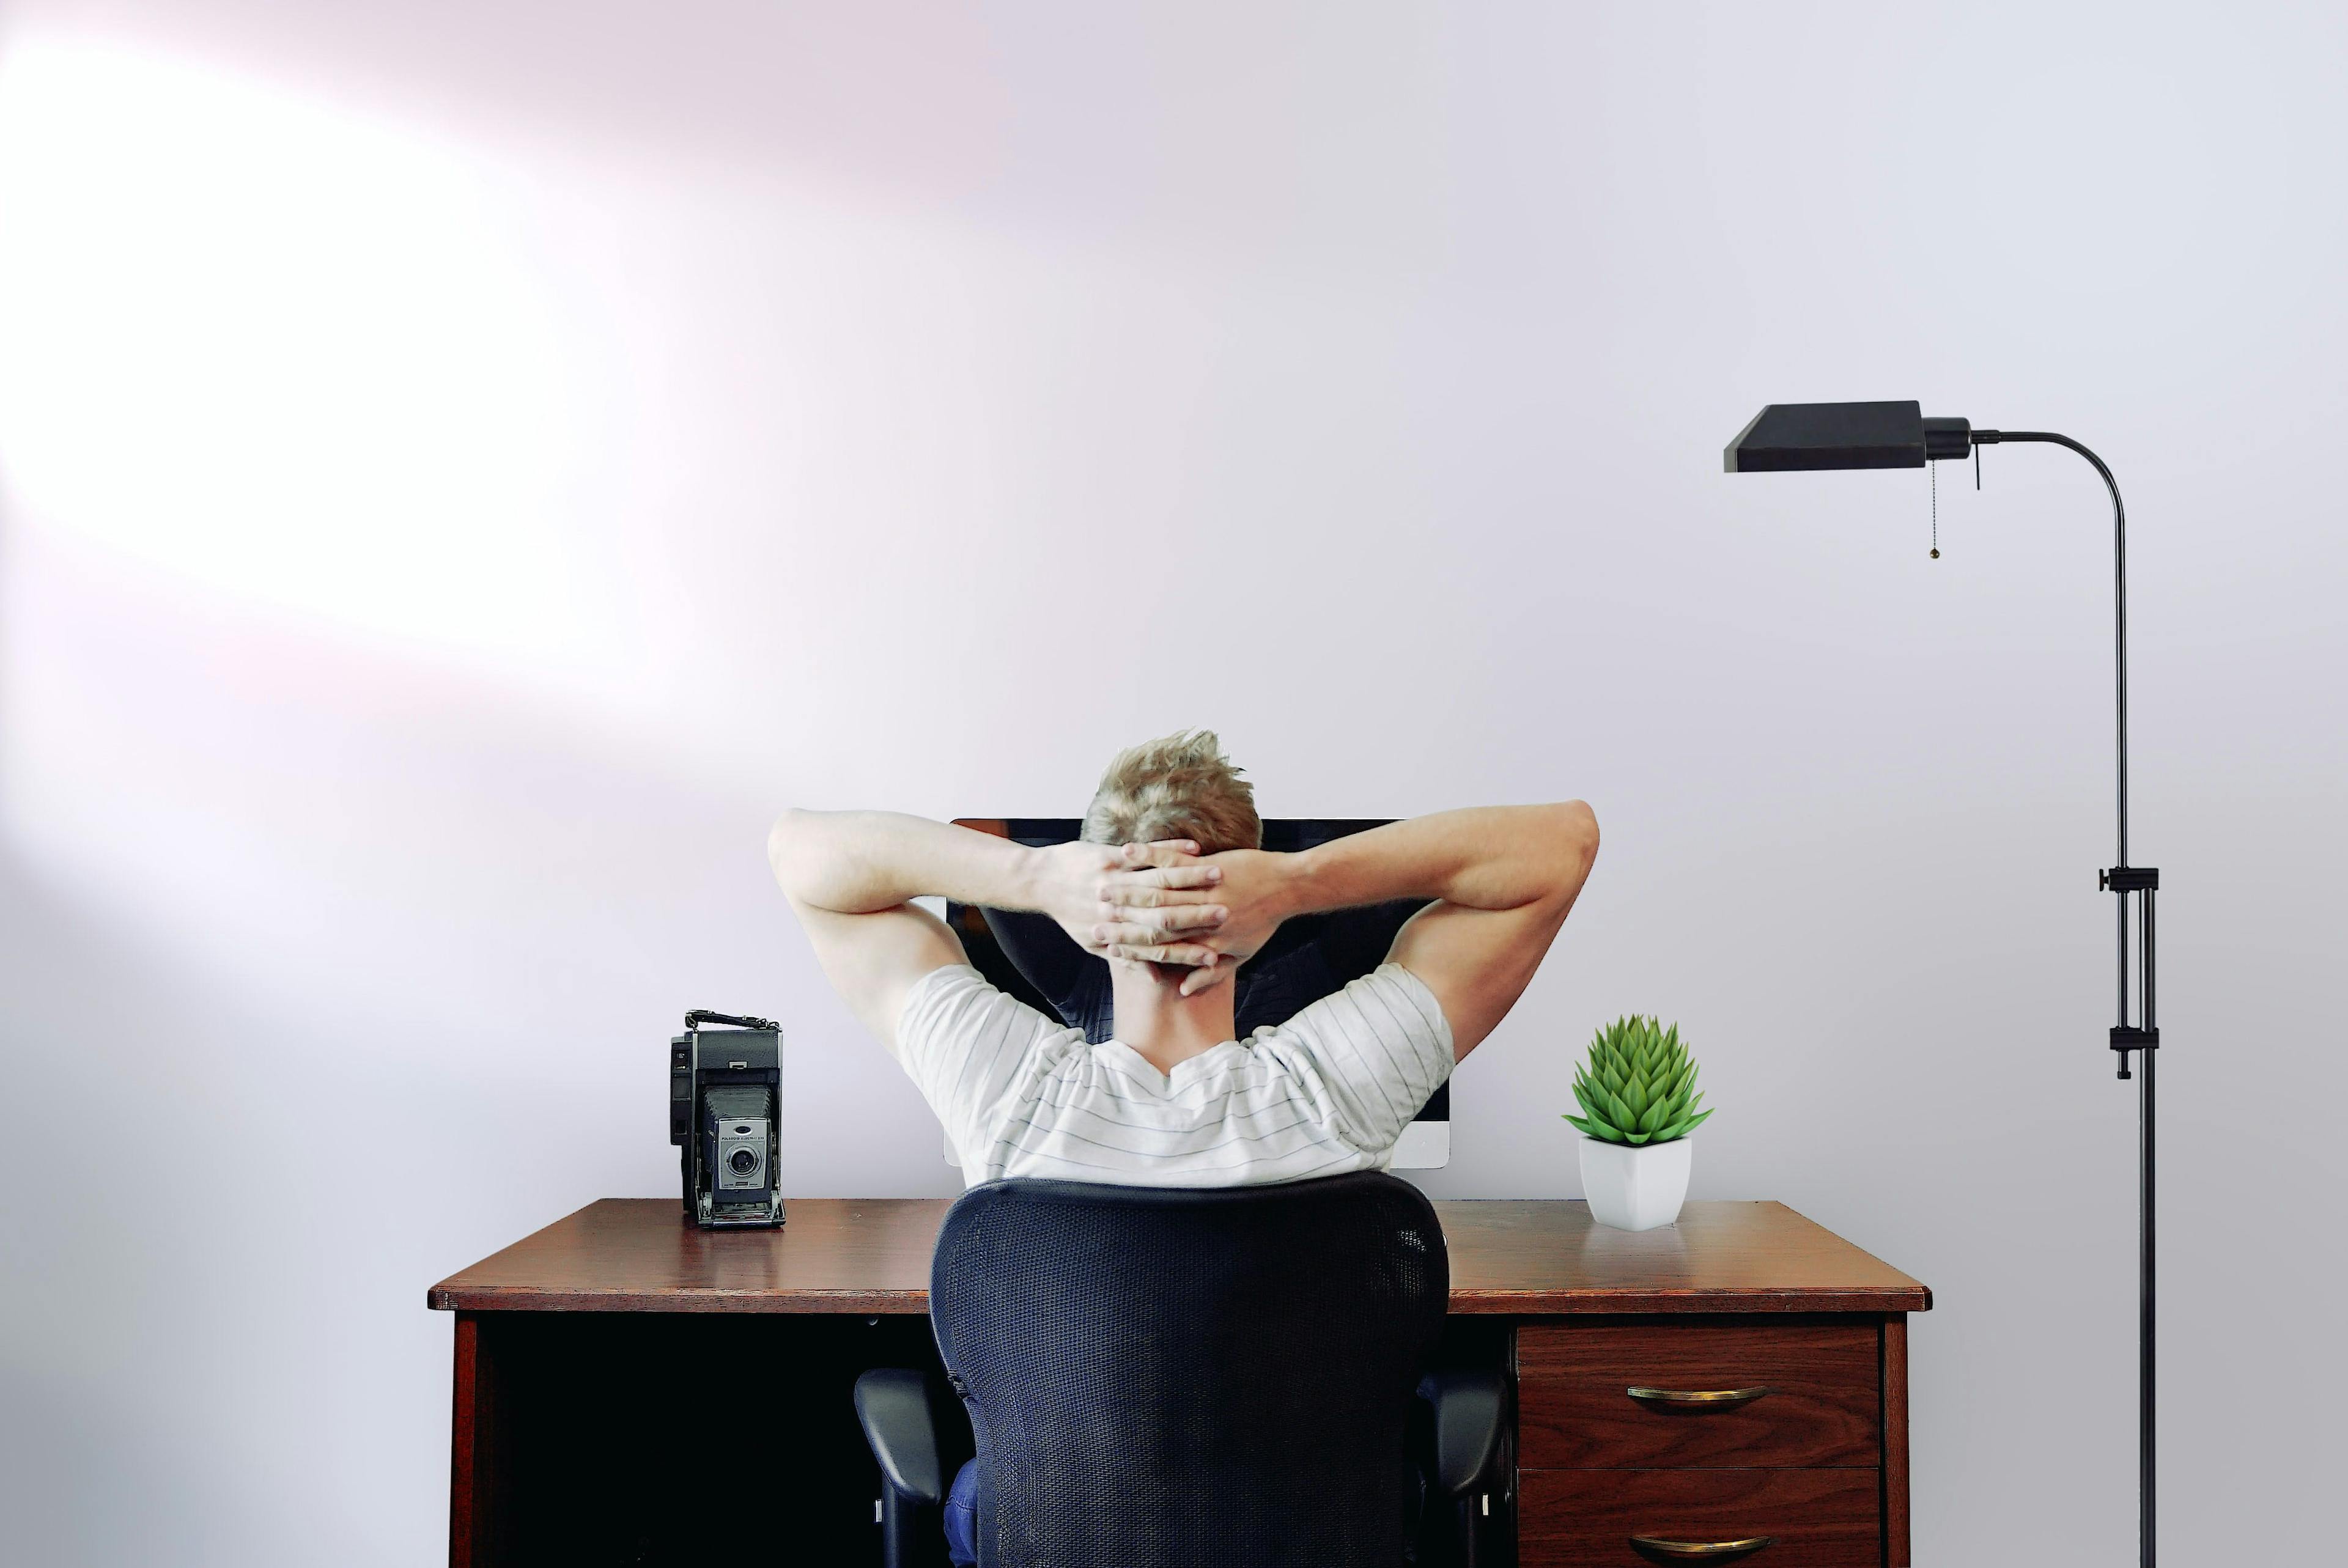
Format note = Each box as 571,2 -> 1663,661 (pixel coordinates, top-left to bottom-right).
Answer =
430,1199 -> 1929,1566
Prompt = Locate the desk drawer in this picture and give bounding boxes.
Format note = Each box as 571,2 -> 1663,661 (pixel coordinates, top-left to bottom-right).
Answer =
1518,1322 -> 1878,1469
1518,1467 -> 1881,1567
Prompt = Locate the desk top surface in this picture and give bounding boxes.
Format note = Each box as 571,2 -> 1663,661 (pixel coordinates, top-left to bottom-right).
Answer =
428,1199 -> 1930,1316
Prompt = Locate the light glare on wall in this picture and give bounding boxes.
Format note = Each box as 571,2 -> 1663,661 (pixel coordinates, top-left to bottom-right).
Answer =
0,40 -> 594,665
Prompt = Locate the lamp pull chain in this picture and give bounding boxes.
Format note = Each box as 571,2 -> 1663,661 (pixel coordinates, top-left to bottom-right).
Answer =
1930,459 -> 1940,559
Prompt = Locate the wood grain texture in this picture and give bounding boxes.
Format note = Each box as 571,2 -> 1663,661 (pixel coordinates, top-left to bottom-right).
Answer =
448,1314 -> 506,1567
426,1199 -> 1932,1316
429,1199 -> 950,1314
1883,1316 -> 1911,1567
1442,1202 -> 1930,1316
449,1315 -> 479,1568
1517,1320 -> 1880,1469
1517,1468 -> 1882,1567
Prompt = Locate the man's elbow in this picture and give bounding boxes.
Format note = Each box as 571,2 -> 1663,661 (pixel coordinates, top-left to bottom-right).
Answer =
1545,800 -> 1600,894
1564,800 -> 1599,863
766,808 -> 814,892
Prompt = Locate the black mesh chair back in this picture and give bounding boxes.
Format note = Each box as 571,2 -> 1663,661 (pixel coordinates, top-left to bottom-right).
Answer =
930,1172 -> 1449,1567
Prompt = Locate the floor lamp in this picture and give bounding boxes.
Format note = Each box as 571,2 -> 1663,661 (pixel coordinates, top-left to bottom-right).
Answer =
1724,400 -> 2159,1568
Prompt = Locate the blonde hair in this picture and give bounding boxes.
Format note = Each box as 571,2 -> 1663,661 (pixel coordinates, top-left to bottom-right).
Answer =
1081,730 -> 1261,855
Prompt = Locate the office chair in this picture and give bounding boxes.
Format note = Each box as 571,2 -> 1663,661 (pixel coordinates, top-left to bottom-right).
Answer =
854,1173 -> 1510,1567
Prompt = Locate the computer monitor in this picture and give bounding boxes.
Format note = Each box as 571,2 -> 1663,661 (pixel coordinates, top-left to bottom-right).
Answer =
943,818 -> 1449,1169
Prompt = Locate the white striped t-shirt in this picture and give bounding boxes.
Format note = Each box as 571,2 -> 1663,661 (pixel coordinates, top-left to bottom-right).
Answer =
894,962 -> 1456,1188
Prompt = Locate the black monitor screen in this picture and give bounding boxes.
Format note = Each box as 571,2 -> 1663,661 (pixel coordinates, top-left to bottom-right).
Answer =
945,818 -> 1446,1125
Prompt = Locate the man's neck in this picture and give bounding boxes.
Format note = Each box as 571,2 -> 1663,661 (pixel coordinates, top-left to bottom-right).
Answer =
1108,964 -> 1238,1075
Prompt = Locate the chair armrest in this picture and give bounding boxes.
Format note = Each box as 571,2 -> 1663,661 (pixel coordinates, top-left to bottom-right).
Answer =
1417,1369 -> 1510,1499
855,1368 -> 950,1505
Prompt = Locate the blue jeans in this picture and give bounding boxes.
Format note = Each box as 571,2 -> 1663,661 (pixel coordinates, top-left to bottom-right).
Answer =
943,1457 -> 981,1566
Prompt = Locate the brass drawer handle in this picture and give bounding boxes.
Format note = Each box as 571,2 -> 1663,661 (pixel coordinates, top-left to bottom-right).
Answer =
1630,1535 -> 1776,1561
1625,1384 -> 1774,1411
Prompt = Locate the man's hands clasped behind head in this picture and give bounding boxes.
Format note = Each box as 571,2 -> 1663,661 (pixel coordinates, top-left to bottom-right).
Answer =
776,800 -> 1596,1066
1087,844 -> 1299,996
1031,837 -> 1230,968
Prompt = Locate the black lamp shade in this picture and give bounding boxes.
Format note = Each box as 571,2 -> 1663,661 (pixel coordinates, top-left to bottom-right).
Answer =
1724,400 -> 1971,473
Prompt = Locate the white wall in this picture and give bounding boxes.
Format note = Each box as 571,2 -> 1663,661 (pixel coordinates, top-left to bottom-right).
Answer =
2,3 -> 2341,1562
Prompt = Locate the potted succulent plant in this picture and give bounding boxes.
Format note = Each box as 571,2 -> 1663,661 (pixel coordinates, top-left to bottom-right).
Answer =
1564,1016 -> 1711,1231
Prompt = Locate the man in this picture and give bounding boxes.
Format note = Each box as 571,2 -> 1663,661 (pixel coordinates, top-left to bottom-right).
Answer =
768,731 -> 1600,1188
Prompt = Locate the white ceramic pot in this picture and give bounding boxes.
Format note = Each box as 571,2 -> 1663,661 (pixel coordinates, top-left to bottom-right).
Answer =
1579,1135 -> 1693,1231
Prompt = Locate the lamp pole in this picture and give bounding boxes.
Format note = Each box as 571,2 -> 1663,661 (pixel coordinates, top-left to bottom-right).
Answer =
1976,430 -> 2155,1568
1725,405 -> 2158,1567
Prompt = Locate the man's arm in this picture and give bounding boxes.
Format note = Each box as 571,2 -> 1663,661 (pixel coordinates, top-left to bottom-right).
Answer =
1099,803 -> 1599,1059
766,811 -> 1224,1051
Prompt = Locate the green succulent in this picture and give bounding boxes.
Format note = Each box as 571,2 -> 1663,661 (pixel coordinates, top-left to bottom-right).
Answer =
1563,1015 -> 1711,1146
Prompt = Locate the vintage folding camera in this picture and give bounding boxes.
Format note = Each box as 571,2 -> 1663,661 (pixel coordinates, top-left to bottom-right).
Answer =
669,1009 -> 785,1229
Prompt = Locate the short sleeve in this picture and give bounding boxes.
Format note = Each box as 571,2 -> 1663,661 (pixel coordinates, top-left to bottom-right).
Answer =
1255,962 -> 1455,1155
895,965 -> 1068,1157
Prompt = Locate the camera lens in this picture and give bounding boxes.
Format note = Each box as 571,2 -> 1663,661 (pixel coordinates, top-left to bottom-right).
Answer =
728,1148 -> 759,1175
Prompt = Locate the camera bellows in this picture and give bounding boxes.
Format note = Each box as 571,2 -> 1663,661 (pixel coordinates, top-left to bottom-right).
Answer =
670,1012 -> 786,1229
